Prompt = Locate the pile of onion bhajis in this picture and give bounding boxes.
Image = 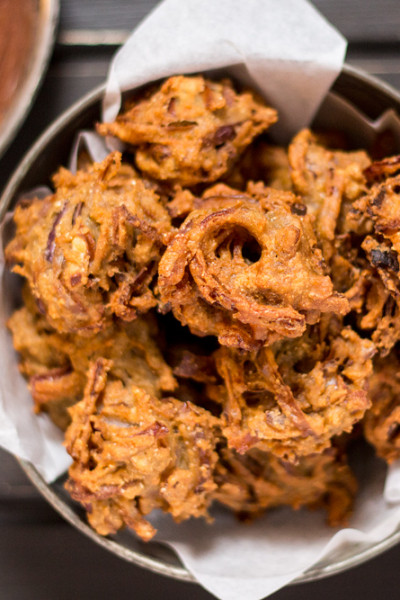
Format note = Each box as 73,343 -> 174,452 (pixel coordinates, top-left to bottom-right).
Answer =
6,74 -> 400,541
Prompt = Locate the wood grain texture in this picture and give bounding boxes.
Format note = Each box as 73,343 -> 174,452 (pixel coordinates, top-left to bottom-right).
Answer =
1,511 -> 400,600
59,0 -> 400,43
315,0 -> 400,43
60,0 -> 158,32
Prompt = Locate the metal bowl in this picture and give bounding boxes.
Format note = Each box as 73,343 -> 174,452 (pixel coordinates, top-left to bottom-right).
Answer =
3,64 -> 400,584
0,0 -> 59,158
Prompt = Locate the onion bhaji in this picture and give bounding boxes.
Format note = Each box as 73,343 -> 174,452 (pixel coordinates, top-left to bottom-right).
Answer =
340,155 -> 400,355
213,444 -> 357,527
289,129 -> 371,261
159,184 -> 348,350
8,287 -> 176,430
65,359 -> 219,540
207,319 -> 374,460
223,140 -> 293,192
97,76 -> 277,186
8,73 -> 400,542
364,351 -> 400,463
6,152 -> 172,335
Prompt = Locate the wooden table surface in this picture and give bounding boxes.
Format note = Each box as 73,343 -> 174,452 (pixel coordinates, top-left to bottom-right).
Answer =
1,1 -> 400,598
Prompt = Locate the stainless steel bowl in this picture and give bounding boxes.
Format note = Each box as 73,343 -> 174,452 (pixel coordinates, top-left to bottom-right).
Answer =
3,64 -> 400,584
0,0 -> 59,158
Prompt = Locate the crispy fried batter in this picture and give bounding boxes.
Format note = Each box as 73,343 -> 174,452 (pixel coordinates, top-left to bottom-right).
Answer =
167,179 -> 299,223
224,141 -> 293,191
159,185 -> 348,350
364,351 -> 400,463
5,152 -> 172,335
213,444 -> 357,526
65,359 -> 219,540
287,134 -> 400,356
8,288 -> 176,429
364,154 -> 400,184
329,238 -> 370,309
97,76 -> 277,186
289,129 -> 370,260
208,319 -> 374,460
345,157 -> 400,354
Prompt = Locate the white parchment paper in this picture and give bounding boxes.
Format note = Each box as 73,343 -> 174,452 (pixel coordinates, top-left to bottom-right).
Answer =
0,217 -> 72,481
2,1 -> 400,599
103,0 -> 347,141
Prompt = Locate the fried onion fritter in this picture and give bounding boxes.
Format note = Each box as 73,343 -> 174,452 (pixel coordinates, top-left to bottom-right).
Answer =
344,156 -> 400,355
65,359 -> 219,540
208,319 -> 374,460
212,444 -> 357,527
289,129 -> 370,261
8,287 -> 176,429
97,76 -> 277,186
5,152 -> 172,336
287,136 -> 400,356
223,141 -> 293,192
364,351 -> 400,463
159,185 -> 348,350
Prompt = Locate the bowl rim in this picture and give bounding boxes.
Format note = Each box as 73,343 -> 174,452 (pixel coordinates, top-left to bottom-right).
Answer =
4,62 -> 400,585
17,457 -> 400,585
0,0 -> 60,158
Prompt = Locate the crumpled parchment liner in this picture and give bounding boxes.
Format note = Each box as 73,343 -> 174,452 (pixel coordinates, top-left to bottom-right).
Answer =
2,0 -> 400,598
0,216 -> 71,481
102,0 -> 347,142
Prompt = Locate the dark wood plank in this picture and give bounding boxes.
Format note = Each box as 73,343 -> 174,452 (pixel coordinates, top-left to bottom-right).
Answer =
348,46 -> 400,91
59,0 -> 157,33
59,0 -> 400,44
315,0 -> 400,43
1,505 -> 400,600
0,517 -> 213,600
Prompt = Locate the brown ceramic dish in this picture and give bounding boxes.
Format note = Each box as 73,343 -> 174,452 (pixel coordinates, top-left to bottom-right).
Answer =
0,0 -> 59,158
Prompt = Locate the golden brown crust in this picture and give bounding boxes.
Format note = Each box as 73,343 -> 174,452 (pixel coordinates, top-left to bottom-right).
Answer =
6,152 -> 172,335
212,445 -> 357,527
97,76 -> 277,186
159,184 -> 348,350
224,141 -> 293,191
207,319 -> 374,460
345,159 -> 400,355
65,359 -> 219,540
8,288 -> 176,429
364,352 -> 400,463
289,129 -> 370,261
